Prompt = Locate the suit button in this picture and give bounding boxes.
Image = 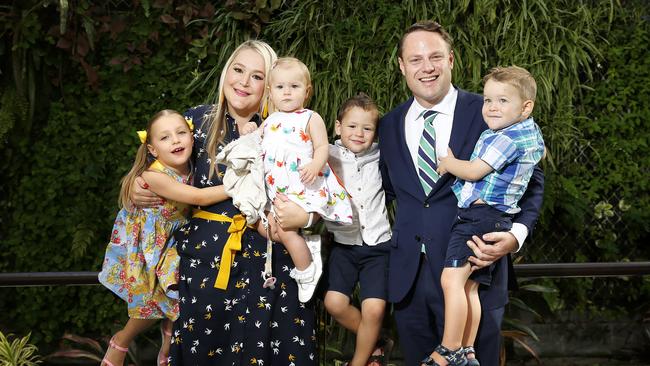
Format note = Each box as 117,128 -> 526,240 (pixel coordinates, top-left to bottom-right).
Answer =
424,203 -> 430,208
415,235 -> 421,242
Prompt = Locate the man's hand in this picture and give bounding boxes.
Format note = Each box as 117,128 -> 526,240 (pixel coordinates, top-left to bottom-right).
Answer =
466,231 -> 518,271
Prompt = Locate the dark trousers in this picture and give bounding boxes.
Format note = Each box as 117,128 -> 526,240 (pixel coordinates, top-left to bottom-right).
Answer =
393,255 -> 504,366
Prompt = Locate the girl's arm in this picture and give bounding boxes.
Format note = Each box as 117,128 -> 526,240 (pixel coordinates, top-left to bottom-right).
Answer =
141,170 -> 228,206
299,112 -> 329,185
437,147 -> 493,181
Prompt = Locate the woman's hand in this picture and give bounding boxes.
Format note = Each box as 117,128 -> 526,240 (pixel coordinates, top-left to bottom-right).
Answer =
272,193 -> 319,230
130,176 -> 163,207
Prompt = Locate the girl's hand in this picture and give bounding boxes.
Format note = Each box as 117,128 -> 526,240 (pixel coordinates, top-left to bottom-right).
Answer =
299,161 -> 320,185
240,121 -> 259,135
131,176 -> 163,207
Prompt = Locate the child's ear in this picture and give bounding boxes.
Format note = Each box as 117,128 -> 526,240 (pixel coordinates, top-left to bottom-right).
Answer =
147,144 -> 158,158
522,100 -> 534,118
334,119 -> 342,136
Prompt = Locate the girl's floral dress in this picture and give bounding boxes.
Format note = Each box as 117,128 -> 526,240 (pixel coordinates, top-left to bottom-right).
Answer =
262,109 -> 353,224
98,160 -> 188,320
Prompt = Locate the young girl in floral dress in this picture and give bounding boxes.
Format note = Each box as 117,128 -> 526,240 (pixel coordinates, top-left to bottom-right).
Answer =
98,110 -> 224,366
260,57 -> 353,302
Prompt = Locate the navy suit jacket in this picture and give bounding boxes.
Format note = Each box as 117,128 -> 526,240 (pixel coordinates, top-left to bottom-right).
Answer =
378,88 -> 544,309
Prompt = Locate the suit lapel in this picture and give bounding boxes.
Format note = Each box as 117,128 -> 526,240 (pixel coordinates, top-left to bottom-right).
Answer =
392,98 -> 426,198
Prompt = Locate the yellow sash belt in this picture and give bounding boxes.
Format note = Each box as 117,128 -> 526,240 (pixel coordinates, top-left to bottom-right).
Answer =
192,210 -> 247,290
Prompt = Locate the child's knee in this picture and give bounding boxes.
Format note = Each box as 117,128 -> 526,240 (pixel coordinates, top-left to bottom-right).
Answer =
324,291 -> 349,315
361,301 -> 386,321
442,263 -> 472,288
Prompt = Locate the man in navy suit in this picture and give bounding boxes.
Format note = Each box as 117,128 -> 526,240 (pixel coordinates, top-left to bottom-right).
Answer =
378,21 -> 544,366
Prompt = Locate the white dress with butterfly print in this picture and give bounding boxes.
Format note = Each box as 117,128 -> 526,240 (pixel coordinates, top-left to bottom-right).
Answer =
261,109 -> 352,224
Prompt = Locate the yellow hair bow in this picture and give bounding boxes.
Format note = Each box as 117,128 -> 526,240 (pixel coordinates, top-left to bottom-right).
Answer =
137,130 -> 147,144
136,116 -> 195,144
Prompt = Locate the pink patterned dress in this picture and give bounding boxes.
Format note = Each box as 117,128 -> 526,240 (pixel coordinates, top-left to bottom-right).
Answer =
261,109 -> 352,224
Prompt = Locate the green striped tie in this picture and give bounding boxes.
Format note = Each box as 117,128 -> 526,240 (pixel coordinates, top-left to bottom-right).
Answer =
417,110 -> 439,195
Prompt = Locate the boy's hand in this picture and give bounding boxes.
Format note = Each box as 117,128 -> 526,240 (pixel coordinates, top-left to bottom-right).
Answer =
240,121 -> 258,135
437,147 -> 455,175
299,161 -> 320,185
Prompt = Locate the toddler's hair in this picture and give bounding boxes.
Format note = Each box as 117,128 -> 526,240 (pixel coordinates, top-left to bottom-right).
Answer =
337,92 -> 379,123
483,65 -> 537,102
118,109 -> 185,208
269,57 -> 313,103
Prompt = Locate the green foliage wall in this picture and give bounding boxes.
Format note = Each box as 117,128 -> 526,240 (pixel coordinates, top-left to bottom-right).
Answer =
0,0 -> 648,352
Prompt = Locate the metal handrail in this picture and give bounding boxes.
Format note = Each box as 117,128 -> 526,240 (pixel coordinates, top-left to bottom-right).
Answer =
1,262 -> 649,287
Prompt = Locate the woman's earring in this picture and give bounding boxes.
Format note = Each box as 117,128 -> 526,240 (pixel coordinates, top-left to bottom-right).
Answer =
262,99 -> 269,118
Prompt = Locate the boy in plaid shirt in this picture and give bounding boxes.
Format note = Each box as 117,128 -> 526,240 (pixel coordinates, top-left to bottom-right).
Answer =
423,66 -> 545,366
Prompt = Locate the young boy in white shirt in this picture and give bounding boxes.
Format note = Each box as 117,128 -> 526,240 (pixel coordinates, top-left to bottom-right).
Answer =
324,93 -> 393,366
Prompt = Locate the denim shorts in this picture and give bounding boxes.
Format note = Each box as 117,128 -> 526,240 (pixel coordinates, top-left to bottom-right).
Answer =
444,204 -> 513,285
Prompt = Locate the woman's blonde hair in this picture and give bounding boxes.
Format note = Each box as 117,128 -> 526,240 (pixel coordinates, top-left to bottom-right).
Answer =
118,109 -> 184,208
205,40 -> 277,179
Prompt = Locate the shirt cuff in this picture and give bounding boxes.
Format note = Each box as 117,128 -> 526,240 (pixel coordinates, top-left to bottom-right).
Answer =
510,223 -> 528,253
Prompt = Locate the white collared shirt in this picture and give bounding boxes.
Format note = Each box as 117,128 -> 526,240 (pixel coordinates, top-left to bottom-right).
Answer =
404,87 -> 458,168
325,141 -> 392,246
403,86 -> 528,251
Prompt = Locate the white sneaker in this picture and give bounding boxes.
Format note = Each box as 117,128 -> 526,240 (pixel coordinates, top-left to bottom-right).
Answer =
289,235 -> 323,303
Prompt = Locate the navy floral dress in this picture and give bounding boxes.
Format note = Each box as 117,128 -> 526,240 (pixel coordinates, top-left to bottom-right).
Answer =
168,105 -> 317,366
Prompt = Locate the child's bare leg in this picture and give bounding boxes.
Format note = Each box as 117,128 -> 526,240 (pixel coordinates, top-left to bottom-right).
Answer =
427,263 -> 472,365
256,213 -> 269,239
276,225 -> 311,270
350,298 -> 385,366
325,291 -> 385,366
462,279 -> 481,360
102,318 -> 157,365
325,291 -> 361,331
158,319 -> 173,364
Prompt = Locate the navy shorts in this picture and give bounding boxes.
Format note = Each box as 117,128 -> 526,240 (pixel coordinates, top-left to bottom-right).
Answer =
325,240 -> 390,301
445,204 -> 513,285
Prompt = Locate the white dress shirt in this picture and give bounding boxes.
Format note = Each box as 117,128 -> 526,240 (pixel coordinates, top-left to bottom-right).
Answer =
404,87 -> 458,168
404,87 -> 528,251
325,141 -> 392,246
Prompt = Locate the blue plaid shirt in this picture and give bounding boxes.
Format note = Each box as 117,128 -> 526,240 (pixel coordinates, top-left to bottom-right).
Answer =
452,117 -> 545,214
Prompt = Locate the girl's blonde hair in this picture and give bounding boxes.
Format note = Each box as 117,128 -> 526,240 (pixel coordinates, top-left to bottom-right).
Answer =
118,109 -> 185,208
268,57 -> 313,114
205,40 -> 277,179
